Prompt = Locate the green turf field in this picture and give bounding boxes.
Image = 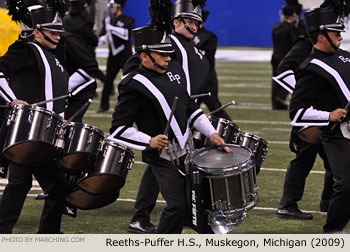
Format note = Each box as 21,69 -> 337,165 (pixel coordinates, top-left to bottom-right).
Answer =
1,49 -> 348,234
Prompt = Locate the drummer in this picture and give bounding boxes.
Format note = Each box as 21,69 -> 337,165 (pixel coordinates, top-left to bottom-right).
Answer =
0,5 -> 70,234
127,0 -> 214,234
108,21 -> 230,233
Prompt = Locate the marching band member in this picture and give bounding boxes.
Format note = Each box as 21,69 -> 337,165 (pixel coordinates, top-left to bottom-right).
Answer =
0,4 -> 69,233
289,2 -> 350,233
127,0 -> 210,234
274,34 -> 334,219
96,0 -> 134,113
108,22 -> 230,233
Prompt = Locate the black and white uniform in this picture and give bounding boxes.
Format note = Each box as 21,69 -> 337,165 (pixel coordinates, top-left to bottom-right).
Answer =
98,13 -> 134,111
271,20 -> 298,109
290,48 -> 350,233
109,61 -> 216,233
170,32 -> 209,96
193,27 -> 231,120
55,32 -> 98,122
273,37 -> 334,212
0,40 -> 70,233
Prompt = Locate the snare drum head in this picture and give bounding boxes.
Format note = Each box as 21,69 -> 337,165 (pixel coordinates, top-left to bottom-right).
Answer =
192,145 -> 252,173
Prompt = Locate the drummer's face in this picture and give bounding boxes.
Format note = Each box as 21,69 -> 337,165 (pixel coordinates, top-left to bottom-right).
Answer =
141,51 -> 171,74
34,29 -> 60,49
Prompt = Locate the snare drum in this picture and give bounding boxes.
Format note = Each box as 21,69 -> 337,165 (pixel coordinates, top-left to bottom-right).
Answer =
77,139 -> 135,194
236,131 -> 268,174
190,144 -> 258,233
2,105 -> 62,165
192,116 -> 240,149
56,122 -> 104,172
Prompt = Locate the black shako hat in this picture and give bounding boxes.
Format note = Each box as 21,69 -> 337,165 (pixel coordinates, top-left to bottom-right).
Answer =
133,26 -> 174,54
304,7 -> 345,33
172,0 -> 203,23
31,6 -> 64,32
282,5 -> 296,17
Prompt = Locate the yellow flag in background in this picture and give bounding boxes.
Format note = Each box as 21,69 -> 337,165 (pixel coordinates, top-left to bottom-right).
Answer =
0,7 -> 20,56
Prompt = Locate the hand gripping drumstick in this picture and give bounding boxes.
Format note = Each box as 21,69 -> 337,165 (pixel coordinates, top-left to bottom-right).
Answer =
31,93 -> 72,106
206,100 -> 235,117
190,92 -> 211,99
331,100 -> 350,131
66,99 -> 93,123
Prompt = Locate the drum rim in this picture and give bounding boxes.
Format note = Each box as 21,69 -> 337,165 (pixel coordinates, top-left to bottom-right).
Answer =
64,122 -> 105,136
102,139 -> 135,157
12,104 -> 63,120
209,116 -> 240,129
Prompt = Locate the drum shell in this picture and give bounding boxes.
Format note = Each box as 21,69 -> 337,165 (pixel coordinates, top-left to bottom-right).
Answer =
236,132 -> 268,172
77,140 -> 135,194
193,116 -> 240,149
57,122 -> 104,172
65,187 -> 119,210
190,145 -> 258,216
2,105 -> 62,165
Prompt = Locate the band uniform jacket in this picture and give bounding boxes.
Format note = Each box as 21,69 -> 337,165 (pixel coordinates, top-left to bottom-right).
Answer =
55,32 -> 98,120
290,48 -> 350,128
193,27 -> 218,92
170,32 -> 209,96
109,60 -> 215,164
100,13 -> 134,58
0,40 -> 69,116
272,36 -> 313,152
271,21 -> 298,70
63,11 -> 98,54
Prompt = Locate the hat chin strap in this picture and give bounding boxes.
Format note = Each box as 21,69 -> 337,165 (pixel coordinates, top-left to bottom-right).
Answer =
322,31 -> 339,51
39,29 -> 58,46
180,18 -> 197,36
147,52 -> 167,71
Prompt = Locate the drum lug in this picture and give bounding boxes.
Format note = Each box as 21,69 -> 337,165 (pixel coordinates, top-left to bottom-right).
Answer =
127,157 -> 134,170
28,109 -> 34,123
47,116 -> 53,129
87,132 -> 94,145
7,110 -> 16,126
98,140 -> 104,152
118,151 -> 125,163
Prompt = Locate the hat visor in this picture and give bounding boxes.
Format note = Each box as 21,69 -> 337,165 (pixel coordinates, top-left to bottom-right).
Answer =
149,48 -> 175,54
325,27 -> 345,32
178,13 -> 202,23
41,25 -> 65,32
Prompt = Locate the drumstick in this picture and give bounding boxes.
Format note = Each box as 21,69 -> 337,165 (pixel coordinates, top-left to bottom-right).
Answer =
331,100 -> 350,131
190,92 -> 211,99
164,96 -> 179,136
66,99 -> 93,123
31,93 -> 71,106
206,100 -> 236,117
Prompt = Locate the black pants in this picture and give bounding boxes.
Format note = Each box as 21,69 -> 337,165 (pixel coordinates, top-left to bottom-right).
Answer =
130,165 -> 159,225
319,127 -> 350,233
278,140 -> 334,210
133,159 -> 187,234
99,53 -> 129,110
197,70 -> 231,121
0,160 -> 68,233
